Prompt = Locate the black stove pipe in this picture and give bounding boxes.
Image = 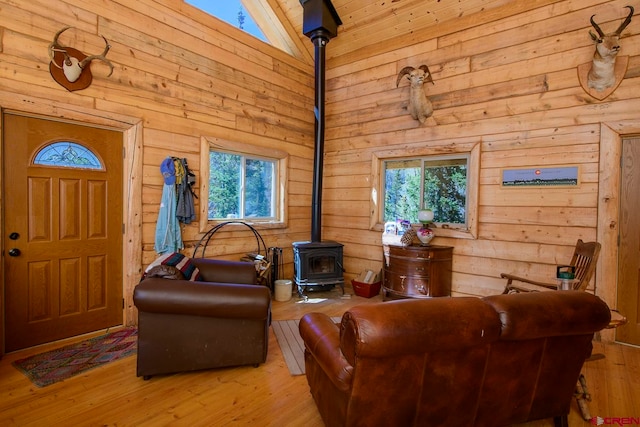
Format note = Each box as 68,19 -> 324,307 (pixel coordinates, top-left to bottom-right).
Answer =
300,0 -> 341,243
310,30 -> 329,243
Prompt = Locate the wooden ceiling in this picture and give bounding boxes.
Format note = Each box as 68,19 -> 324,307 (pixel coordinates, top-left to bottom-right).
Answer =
253,0 -> 519,65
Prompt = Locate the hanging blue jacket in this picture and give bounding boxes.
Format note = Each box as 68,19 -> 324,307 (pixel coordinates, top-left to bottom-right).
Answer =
154,158 -> 183,254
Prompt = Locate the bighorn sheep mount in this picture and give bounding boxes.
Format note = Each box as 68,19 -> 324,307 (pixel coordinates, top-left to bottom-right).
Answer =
48,26 -> 114,92
396,65 -> 434,124
578,6 -> 634,100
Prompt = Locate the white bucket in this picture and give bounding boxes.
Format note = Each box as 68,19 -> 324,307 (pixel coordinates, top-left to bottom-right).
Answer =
274,279 -> 293,302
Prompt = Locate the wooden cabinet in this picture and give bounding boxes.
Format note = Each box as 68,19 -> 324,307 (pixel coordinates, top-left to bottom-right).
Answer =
383,245 -> 453,299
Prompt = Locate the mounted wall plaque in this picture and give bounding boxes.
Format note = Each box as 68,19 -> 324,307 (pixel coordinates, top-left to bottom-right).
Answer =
502,166 -> 579,187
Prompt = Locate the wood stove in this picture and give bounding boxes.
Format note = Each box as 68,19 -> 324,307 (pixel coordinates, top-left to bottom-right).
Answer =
293,241 -> 344,295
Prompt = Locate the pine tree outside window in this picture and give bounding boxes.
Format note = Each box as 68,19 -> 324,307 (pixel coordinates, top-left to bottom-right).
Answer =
209,151 -> 276,220
200,136 -> 288,231
383,155 -> 468,227
372,142 -> 480,240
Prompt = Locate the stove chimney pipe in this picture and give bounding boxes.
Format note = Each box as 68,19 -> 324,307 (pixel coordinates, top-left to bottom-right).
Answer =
300,0 -> 341,242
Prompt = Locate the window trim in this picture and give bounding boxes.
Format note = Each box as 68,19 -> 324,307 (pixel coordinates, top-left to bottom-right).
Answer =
200,136 -> 288,233
371,141 -> 480,240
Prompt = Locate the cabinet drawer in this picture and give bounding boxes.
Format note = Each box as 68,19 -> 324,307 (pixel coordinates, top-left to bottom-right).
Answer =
383,271 -> 429,296
382,244 -> 453,299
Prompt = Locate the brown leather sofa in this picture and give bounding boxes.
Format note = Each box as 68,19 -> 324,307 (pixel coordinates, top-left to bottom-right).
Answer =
133,258 -> 271,379
299,291 -> 611,427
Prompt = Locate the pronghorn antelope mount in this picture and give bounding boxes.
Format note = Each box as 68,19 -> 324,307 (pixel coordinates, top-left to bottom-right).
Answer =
586,6 -> 634,93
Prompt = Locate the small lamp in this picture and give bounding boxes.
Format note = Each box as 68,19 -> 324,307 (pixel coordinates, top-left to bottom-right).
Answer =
416,209 -> 435,245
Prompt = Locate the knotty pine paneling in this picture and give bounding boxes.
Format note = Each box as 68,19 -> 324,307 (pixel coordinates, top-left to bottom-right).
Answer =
0,0 -> 314,328
320,0 -> 640,306
1,0 -> 638,331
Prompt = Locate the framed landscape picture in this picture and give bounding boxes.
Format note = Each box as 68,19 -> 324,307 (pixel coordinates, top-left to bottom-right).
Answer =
501,166 -> 579,187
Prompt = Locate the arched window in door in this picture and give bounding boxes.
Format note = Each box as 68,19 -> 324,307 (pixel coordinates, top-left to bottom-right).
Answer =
33,141 -> 103,170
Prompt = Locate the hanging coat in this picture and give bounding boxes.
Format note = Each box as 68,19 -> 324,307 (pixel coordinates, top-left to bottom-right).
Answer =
154,157 -> 183,254
176,158 -> 196,224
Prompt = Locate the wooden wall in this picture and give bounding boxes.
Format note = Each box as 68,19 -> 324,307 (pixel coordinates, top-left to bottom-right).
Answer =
0,0 -> 315,324
1,0 -> 639,334
321,0 -> 640,314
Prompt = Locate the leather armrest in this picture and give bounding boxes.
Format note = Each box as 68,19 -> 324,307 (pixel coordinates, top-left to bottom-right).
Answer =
500,273 -> 556,289
299,313 -> 353,393
134,278 -> 270,320
192,258 -> 257,285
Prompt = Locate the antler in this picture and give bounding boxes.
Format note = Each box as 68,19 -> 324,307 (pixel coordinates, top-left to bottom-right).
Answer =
614,5 -> 634,35
396,66 -> 415,87
79,35 -> 114,76
591,6 -> 635,38
48,26 -> 73,69
589,15 -> 605,38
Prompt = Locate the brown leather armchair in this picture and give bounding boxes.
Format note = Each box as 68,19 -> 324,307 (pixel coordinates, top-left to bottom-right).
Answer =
134,258 -> 271,379
300,291 -> 611,427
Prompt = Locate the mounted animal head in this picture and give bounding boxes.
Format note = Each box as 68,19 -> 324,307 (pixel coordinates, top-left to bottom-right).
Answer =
396,65 -> 434,88
48,26 -> 114,91
589,6 -> 634,60
587,6 -> 634,91
396,65 -> 435,124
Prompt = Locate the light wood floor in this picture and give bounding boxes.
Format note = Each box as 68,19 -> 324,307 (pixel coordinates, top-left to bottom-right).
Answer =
1,288 -> 639,427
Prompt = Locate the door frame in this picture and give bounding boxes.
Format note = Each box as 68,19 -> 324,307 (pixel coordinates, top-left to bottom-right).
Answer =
0,102 -> 143,356
597,120 -> 640,342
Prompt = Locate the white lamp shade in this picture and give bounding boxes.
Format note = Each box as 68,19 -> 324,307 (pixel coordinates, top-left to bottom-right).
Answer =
417,209 -> 434,222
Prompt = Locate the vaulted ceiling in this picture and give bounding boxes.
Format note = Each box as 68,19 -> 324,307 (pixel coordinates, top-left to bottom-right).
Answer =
247,0 -> 526,66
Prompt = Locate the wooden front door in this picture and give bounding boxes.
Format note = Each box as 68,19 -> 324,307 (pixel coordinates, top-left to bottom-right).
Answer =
617,135 -> 640,345
3,113 -> 123,352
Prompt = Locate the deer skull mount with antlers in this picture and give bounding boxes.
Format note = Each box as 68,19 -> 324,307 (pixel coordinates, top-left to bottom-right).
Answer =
578,6 -> 634,100
396,65 -> 435,124
48,26 -> 114,92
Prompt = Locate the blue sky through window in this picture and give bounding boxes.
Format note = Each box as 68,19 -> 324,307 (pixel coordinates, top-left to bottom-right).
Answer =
185,0 -> 267,42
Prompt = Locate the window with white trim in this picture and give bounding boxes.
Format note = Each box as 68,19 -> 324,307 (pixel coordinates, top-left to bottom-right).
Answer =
200,137 -> 288,230
372,142 -> 480,239
384,154 -> 469,226
208,151 -> 276,220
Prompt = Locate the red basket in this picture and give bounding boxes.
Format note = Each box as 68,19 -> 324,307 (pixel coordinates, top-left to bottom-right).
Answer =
351,280 -> 382,298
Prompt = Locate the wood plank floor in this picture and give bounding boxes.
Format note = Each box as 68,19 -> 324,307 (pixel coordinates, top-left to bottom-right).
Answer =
1,288 -> 639,426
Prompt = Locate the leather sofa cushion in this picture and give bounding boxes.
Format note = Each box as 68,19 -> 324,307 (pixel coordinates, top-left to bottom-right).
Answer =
483,290 -> 611,340
339,297 -> 501,364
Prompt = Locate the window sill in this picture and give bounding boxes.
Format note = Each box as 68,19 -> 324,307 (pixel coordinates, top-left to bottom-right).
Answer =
202,219 -> 287,233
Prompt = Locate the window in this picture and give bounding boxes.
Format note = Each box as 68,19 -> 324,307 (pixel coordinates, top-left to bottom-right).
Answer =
209,151 -> 276,220
33,141 -> 103,170
184,0 -> 267,42
384,155 -> 468,226
200,137 -> 288,231
372,142 -> 479,240
183,0 -> 306,59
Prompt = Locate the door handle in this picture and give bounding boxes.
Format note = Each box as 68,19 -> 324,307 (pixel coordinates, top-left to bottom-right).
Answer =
8,248 -> 21,257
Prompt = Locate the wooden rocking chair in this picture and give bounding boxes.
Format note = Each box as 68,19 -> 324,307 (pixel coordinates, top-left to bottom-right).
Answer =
501,239 -> 601,294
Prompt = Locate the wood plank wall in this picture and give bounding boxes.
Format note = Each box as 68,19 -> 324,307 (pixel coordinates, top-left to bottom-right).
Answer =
0,0 -> 639,330
0,0 -> 315,324
321,0 -> 640,303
